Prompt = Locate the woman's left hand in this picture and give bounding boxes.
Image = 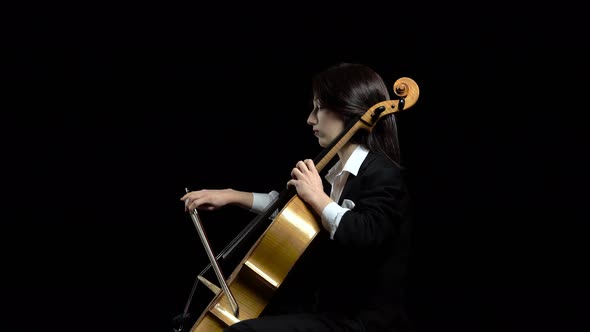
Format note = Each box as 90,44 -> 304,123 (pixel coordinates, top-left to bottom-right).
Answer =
287,159 -> 331,212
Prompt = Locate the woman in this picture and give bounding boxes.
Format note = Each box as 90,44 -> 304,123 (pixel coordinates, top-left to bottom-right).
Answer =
181,63 -> 413,332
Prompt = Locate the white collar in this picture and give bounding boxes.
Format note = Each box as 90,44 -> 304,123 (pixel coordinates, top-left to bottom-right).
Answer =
325,145 -> 370,185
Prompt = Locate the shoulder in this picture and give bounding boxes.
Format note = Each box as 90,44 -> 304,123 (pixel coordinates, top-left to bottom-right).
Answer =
357,151 -> 404,187
360,151 -> 401,175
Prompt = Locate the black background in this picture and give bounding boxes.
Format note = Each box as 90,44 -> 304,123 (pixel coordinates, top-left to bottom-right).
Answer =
2,2 -> 588,332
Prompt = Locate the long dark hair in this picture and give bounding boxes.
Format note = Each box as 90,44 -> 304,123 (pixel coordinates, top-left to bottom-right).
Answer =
312,63 -> 402,166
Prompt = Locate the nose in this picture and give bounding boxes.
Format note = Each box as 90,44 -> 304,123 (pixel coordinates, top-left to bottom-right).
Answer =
307,110 -> 317,126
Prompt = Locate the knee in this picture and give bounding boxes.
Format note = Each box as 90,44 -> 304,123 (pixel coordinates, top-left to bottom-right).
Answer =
223,321 -> 247,332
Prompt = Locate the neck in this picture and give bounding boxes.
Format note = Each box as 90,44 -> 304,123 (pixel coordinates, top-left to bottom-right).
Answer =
337,143 -> 359,166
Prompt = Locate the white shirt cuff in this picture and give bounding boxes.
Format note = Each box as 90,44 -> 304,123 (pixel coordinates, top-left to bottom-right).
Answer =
250,190 -> 279,215
321,201 -> 350,240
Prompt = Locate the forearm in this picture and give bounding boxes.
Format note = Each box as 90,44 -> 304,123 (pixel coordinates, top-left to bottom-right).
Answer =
226,189 -> 254,210
307,192 -> 333,217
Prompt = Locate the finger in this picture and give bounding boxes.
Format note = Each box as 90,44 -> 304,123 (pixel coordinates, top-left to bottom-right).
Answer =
286,179 -> 296,188
293,164 -> 306,178
195,197 -> 213,211
190,198 -> 206,211
187,198 -> 198,211
291,168 -> 303,180
304,159 -> 316,172
297,160 -> 308,171
181,192 -> 197,201
199,203 -> 214,211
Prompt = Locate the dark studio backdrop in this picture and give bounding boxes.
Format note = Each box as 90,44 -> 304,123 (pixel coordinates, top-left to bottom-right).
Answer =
2,3 -> 587,332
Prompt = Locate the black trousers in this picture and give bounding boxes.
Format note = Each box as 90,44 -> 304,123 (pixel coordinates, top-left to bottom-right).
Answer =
223,313 -> 365,332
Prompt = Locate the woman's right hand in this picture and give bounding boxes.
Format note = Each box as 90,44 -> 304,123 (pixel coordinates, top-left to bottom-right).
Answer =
181,189 -> 235,212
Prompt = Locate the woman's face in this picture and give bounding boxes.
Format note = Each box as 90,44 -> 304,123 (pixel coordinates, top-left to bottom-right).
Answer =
307,98 -> 345,147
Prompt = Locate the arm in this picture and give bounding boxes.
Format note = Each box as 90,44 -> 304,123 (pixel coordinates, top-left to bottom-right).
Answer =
181,188 -> 278,213
332,163 -> 407,249
181,188 -> 253,212
286,158 -> 406,249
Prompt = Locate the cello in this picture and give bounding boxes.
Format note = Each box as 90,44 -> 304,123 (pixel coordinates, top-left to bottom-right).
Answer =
181,76 -> 420,332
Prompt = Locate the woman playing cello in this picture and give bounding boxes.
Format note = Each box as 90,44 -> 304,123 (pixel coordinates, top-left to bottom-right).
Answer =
182,62 -> 413,332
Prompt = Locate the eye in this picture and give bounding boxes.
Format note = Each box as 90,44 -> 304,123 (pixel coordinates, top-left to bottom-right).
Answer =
312,98 -> 323,112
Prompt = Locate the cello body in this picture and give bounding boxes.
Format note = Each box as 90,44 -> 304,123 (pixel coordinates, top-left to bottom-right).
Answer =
189,77 -> 420,331
191,195 -> 320,331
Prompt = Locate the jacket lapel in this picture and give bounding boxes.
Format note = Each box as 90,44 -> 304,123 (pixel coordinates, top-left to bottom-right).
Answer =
337,152 -> 376,205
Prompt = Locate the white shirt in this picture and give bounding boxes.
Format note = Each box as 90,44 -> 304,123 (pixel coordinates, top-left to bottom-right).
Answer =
251,145 -> 370,240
